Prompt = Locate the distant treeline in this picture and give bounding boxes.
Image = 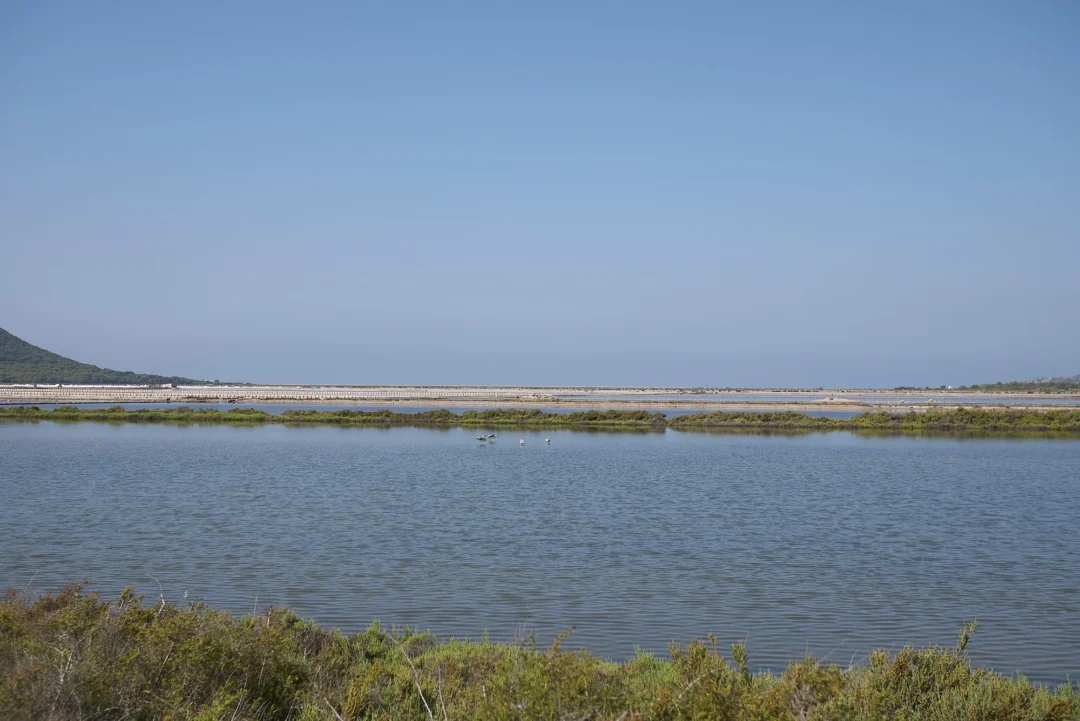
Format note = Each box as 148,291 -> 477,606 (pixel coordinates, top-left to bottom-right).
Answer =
891,379 -> 1080,393
956,380 -> 1080,393
0,366 -> 208,386
3,405 -> 1079,432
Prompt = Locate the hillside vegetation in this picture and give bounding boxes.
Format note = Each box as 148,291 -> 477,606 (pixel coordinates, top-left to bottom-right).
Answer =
1,585 -> 1076,721
0,327 -> 208,385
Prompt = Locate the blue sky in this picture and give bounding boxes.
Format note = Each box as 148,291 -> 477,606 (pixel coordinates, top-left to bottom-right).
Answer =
2,1 -> 1077,387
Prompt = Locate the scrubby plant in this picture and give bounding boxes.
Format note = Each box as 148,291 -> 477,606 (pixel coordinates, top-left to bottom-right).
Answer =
1,586 -> 1076,720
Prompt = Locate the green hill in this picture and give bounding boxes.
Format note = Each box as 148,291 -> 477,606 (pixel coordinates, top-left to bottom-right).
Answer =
0,326 -> 209,385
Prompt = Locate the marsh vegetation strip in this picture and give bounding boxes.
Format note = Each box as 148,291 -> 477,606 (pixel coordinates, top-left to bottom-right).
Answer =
0,401 -> 865,419
3,405 -> 1080,431
2,422 -> 1079,683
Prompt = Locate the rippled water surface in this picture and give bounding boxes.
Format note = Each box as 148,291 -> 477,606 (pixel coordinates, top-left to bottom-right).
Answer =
2,422 -> 1078,682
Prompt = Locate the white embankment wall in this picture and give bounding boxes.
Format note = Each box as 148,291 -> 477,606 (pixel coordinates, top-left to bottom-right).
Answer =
0,386 -> 554,404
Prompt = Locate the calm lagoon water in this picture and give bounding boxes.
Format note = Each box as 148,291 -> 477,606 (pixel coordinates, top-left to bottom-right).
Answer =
1,421 -> 1078,683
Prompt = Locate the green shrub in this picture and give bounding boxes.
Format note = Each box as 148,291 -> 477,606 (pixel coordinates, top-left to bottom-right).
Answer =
1,586 -> 1076,720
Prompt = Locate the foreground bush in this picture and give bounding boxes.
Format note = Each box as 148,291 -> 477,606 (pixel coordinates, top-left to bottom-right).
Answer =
1,586 -> 1076,720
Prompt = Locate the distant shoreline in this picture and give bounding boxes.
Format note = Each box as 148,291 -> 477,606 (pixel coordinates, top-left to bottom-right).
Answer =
2,397 -> 1074,413
4,383 -> 1080,395
1,384 -> 1077,413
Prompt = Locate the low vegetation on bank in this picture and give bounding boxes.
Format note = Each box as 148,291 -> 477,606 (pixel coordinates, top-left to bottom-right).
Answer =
667,407 -> 1080,432
2,405 -> 1079,432
2,586 -> 1076,721
0,406 -> 668,428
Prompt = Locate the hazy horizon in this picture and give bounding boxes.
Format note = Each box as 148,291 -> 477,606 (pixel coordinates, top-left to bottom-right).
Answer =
3,322 -> 1075,389
3,2 -> 1078,387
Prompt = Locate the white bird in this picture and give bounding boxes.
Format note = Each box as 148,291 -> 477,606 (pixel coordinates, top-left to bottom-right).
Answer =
545,437 -> 551,444
519,439 -> 525,445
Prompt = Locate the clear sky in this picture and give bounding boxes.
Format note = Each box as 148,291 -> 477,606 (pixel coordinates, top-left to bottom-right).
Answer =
2,1 -> 1078,387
